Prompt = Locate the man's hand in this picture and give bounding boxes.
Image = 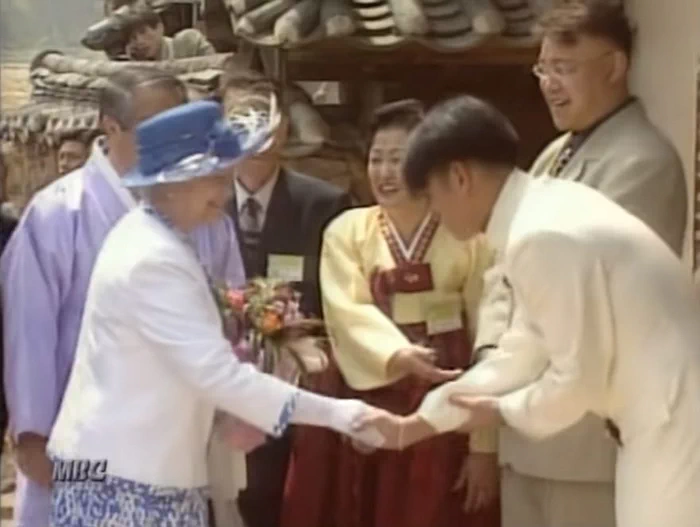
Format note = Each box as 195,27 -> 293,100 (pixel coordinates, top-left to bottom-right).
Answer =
351,410 -> 438,451
15,433 -> 53,487
387,346 -> 463,384
449,395 -> 504,431
454,453 -> 500,513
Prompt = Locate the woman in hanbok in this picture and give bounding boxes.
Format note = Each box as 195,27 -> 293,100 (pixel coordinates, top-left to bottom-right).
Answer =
283,100 -> 500,527
46,100 -> 386,526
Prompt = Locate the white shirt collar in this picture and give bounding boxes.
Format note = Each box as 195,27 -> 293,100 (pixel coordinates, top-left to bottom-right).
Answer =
92,137 -> 137,210
234,169 -> 280,225
485,168 -> 532,255
385,212 -> 434,262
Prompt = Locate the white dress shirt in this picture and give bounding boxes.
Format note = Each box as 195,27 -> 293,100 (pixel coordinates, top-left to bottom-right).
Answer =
235,171 -> 279,229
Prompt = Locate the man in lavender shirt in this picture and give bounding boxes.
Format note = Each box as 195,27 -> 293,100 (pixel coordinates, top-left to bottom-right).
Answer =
1,67 -> 245,526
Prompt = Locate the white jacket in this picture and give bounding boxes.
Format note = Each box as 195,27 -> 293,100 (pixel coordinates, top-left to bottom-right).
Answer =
48,208 -> 372,489
420,172 -> 700,527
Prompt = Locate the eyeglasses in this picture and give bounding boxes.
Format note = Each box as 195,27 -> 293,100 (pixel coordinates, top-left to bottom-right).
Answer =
532,51 -> 614,80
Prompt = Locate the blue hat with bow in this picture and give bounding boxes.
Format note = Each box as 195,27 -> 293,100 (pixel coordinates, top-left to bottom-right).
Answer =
123,98 -> 279,188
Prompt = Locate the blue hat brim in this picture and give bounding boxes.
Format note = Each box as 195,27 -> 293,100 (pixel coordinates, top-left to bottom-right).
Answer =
125,96 -> 280,189
122,155 -> 240,188
123,129 -> 272,188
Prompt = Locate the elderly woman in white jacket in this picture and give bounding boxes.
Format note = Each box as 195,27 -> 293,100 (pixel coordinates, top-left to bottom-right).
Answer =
47,99 -> 385,526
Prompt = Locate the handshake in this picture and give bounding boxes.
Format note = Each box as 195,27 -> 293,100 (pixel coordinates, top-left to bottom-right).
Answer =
344,344 -> 506,452
347,395 -> 504,453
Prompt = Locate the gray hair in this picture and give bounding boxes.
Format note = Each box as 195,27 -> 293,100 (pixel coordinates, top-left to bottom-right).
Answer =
98,67 -> 187,129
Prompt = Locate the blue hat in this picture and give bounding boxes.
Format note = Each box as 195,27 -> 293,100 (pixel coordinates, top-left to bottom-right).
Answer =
123,99 -> 278,188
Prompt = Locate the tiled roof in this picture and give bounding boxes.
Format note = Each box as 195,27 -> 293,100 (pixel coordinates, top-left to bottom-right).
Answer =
0,51 -> 230,144
227,0 -> 542,50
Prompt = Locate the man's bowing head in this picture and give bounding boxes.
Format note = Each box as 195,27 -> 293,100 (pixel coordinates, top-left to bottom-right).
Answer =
402,95 -> 519,241
99,67 -> 188,176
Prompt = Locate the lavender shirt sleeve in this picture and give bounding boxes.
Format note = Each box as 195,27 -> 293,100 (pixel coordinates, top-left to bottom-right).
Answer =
1,200 -> 74,439
193,214 -> 246,288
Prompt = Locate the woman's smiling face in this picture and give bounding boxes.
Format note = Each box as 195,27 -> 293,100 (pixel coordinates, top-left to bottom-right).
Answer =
367,126 -> 412,208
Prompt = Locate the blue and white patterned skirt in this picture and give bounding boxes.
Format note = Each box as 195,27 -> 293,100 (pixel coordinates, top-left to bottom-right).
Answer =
51,471 -> 209,526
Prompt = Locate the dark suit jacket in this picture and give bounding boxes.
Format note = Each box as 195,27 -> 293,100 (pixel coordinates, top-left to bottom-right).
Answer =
0,213 -> 18,457
229,169 -> 352,318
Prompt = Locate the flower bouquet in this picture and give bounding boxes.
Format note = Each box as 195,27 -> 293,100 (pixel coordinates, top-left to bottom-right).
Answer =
212,278 -> 330,384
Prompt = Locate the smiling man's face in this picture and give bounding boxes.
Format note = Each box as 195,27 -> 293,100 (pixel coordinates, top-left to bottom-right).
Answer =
537,34 -> 622,132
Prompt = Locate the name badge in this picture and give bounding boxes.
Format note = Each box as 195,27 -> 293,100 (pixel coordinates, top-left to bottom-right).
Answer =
393,262 -> 434,293
424,295 -> 463,335
267,254 -> 304,282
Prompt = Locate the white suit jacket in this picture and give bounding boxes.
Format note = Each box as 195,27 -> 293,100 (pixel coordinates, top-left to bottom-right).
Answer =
421,171 -> 700,464
48,209 -> 310,488
473,101 -> 688,482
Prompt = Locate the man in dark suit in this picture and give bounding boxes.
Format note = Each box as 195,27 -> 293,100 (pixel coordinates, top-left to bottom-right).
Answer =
219,71 -> 352,527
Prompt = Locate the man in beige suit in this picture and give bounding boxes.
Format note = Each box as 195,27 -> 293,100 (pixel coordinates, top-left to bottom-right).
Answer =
472,1 -> 687,526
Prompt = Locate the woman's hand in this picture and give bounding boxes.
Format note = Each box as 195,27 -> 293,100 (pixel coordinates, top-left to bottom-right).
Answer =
350,410 -> 438,451
387,346 -> 463,384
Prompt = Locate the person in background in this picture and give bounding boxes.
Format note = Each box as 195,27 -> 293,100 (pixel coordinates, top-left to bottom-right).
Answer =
283,100 -> 501,527
1,67 -> 244,527
46,99 -> 386,526
122,0 -> 215,61
57,131 -> 94,176
219,68 -> 352,527
469,2 -> 688,527
533,0 -> 686,251
0,153 -> 18,460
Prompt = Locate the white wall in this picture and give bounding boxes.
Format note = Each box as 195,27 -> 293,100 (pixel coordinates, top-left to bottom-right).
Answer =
626,0 -> 700,270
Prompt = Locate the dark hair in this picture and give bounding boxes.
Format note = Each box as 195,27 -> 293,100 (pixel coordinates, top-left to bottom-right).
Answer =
99,67 -> 187,128
536,0 -> 635,57
58,130 -> 92,147
121,1 -> 161,40
368,99 -> 425,141
403,95 -> 519,193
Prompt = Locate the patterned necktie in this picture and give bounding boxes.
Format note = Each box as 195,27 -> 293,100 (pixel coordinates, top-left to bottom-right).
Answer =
240,197 -> 262,234
239,197 -> 263,275
550,141 -> 575,177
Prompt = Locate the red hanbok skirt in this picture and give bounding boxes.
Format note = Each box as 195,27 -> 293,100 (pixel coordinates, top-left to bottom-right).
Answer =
282,323 -> 500,527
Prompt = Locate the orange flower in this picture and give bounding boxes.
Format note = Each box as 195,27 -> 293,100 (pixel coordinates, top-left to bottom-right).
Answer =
260,310 -> 283,335
226,290 -> 246,310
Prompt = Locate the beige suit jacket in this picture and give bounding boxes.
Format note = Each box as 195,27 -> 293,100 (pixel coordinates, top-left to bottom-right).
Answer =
477,100 -> 688,482
160,29 -> 216,60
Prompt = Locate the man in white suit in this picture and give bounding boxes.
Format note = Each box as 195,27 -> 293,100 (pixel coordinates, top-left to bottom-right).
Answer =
470,1 -> 688,525
357,94 -> 700,527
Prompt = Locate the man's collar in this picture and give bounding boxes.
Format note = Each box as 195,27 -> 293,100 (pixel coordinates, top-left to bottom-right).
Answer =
92,137 -> 119,180
91,137 -> 137,209
234,168 -> 280,216
484,168 -> 532,256
571,96 -> 637,144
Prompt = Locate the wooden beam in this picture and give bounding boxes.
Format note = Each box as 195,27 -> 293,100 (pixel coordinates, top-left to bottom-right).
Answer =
283,40 -> 539,81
